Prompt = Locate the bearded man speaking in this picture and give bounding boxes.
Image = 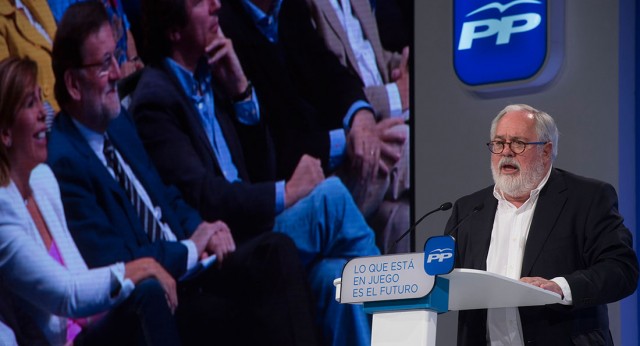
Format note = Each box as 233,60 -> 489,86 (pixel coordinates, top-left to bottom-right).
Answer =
445,104 -> 638,346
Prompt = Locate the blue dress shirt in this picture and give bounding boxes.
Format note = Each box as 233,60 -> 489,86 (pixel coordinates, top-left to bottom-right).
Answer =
166,58 -> 286,213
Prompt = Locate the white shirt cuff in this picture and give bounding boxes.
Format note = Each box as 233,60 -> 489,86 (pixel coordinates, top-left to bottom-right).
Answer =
551,276 -> 573,305
109,262 -> 134,300
181,239 -> 199,270
385,83 -> 403,118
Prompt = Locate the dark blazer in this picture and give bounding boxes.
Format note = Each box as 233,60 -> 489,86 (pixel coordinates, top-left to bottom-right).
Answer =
129,62 -> 276,241
219,0 -> 367,178
445,168 -> 639,345
47,110 -> 202,278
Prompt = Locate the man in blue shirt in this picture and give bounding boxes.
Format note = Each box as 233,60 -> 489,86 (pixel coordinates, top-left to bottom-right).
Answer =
130,0 -> 381,344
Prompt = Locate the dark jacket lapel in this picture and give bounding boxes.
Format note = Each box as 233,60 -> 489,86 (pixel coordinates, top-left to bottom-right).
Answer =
469,193 -> 499,271
155,61 -> 251,181
521,169 -> 568,276
56,112 -> 129,199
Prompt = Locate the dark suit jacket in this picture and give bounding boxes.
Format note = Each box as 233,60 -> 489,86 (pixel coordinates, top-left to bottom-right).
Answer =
47,110 -> 202,278
219,0 -> 367,178
129,62 -> 276,241
445,168 -> 639,345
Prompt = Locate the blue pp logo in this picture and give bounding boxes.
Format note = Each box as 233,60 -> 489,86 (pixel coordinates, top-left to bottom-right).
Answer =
454,0 -> 547,86
424,236 -> 455,276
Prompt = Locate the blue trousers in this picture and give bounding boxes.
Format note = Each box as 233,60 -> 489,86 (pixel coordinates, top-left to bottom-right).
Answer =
274,177 -> 380,346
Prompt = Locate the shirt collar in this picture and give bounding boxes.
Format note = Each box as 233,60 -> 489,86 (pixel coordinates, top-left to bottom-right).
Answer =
165,57 -> 211,98
241,0 -> 282,22
71,117 -> 107,155
240,0 -> 282,42
493,165 -> 553,204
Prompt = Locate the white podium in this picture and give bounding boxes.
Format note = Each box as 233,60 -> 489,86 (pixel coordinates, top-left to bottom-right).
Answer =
335,253 -> 563,346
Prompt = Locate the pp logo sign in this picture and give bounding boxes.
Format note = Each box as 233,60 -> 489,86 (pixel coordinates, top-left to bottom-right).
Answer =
454,0 -> 549,86
423,236 -> 455,276
426,251 -> 452,263
458,13 -> 541,50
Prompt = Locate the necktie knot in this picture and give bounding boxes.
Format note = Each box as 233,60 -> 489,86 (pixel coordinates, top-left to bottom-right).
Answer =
103,134 -> 116,160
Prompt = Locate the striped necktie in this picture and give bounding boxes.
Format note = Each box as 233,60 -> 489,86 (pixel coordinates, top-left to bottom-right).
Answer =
103,134 -> 163,242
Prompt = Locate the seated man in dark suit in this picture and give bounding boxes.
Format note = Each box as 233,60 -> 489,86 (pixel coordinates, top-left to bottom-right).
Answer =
46,3 -> 319,345
217,0 -> 406,225
129,0 -> 380,344
446,104 -> 638,345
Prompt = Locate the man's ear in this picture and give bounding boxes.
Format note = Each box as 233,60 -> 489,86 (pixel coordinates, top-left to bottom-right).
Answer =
0,128 -> 12,148
168,28 -> 181,44
64,70 -> 82,101
543,141 -> 553,159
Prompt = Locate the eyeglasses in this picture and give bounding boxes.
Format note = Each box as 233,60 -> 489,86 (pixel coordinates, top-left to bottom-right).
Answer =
486,140 -> 547,154
78,53 -> 117,77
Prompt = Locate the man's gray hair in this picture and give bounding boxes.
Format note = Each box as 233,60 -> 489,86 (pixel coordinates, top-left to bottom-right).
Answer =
490,104 -> 559,161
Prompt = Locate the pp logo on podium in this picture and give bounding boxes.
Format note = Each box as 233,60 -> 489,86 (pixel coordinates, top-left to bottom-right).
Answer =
424,236 -> 456,276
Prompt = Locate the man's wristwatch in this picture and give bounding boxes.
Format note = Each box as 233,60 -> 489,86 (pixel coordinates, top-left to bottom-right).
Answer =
231,81 -> 253,103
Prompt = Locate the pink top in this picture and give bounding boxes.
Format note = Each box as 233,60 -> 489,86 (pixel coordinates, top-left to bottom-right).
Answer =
48,241 -> 84,342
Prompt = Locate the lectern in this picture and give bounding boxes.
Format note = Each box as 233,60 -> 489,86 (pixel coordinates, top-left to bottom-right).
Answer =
334,252 -> 563,346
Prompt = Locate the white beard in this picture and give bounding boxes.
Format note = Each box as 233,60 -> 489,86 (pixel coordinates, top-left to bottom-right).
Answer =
491,156 -> 546,199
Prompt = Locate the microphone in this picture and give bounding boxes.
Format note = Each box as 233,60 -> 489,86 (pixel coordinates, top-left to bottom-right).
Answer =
445,203 -> 484,238
390,202 -> 452,252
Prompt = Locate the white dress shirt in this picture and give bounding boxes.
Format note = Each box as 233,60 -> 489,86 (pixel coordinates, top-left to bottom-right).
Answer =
486,167 -> 572,345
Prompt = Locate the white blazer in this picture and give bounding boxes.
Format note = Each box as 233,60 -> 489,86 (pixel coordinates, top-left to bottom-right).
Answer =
0,164 -> 132,345
0,320 -> 17,346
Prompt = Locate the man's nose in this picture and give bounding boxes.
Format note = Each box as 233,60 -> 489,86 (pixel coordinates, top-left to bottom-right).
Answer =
210,0 -> 221,12
108,55 -> 121,80
501,143 -> 515,156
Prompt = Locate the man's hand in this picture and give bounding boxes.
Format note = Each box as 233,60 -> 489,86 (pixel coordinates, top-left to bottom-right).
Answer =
391,46 -> 410,111
348,112 -> 405,180
377,118 -> 406,172
202,221 -> 236,266
520,276 -> 564,298
205,27 -> 249,98
189,221 -> 236,266
285,155 -> 324,208
124,258 -> 178,314
348,110 -> 380,181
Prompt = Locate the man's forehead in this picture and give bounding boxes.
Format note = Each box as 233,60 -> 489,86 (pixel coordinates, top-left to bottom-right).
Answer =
81,23 -> 115,59
495,111 -> 536,136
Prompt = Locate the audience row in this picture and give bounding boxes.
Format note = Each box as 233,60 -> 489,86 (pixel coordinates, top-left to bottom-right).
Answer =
0,0 -> 411,344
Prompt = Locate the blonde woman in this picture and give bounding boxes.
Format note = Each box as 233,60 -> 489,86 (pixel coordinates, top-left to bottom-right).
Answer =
0,57 -> 180,345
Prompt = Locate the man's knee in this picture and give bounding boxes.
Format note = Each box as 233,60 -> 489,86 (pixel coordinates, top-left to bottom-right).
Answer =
309,258 -> 348,286
247,232 -> 301,268
129,278 -> 166,305
257,232 -> 297,254
314,177 -> 351,201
